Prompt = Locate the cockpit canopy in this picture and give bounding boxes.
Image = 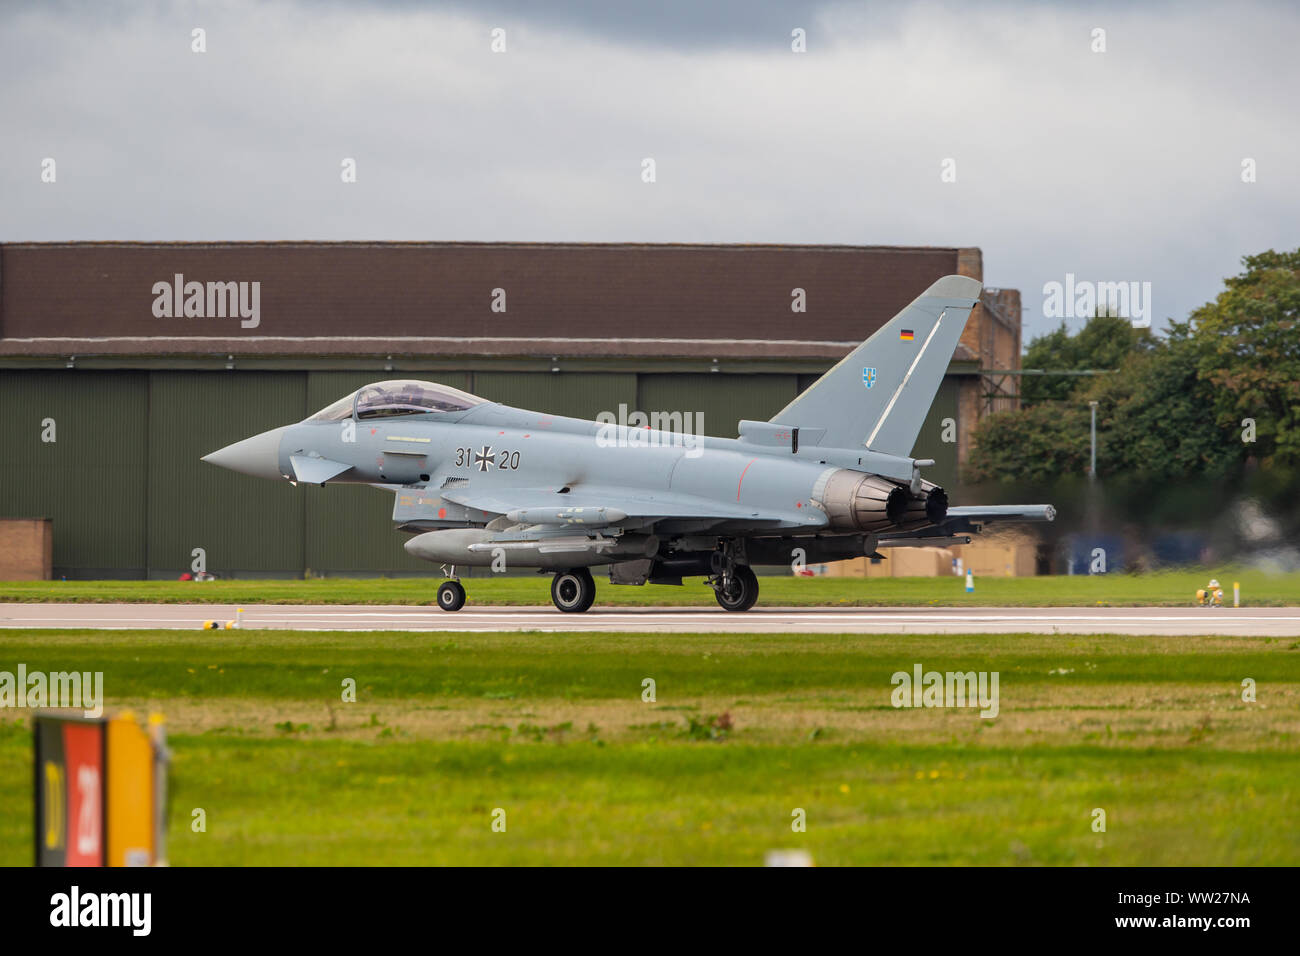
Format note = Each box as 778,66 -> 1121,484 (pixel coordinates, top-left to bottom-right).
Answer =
307,380 -> 487,421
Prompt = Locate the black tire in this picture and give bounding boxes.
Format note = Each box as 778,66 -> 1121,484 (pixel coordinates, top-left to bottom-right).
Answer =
551,567 -> 596,613
437,580 -> 466,612
715,564 -> 759,612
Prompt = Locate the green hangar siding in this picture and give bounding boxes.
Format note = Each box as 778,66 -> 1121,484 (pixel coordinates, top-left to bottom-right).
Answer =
637,374 -> 798,438
0,368 -> 962,579
0,371 -> 149,576
146,372 -> 309,576
0,369 -> 425,578
475,372 -> 637,422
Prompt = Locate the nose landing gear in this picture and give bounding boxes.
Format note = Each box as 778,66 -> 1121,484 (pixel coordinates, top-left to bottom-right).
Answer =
436,565 -> 466,612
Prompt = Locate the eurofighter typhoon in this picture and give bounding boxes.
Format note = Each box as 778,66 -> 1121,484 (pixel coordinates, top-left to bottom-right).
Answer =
202,275 -> 1054,612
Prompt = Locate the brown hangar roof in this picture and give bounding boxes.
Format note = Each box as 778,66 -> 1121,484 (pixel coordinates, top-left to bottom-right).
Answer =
0,241 -> 989,362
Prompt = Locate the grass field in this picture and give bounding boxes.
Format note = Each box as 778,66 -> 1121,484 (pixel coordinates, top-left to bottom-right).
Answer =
1,566 -> 1297,607
1,627 -> 1297,865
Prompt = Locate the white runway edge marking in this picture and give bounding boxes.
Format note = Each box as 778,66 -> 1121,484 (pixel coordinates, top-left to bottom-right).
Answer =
2,604 -> 1299,636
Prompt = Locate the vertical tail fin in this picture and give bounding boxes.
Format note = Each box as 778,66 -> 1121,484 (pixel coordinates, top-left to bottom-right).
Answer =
770,274 -> 982,456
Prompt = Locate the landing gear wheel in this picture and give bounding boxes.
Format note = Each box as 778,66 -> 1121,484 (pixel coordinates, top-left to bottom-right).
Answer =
437,580 -> 466,612
551,567 -> 596,613
714,564 -> 759,612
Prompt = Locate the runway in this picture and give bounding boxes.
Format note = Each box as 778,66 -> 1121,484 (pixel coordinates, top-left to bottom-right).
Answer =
2,602 -> 1298,635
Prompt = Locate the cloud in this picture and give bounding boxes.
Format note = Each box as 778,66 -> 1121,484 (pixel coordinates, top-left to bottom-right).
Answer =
0,0 -> 1296,340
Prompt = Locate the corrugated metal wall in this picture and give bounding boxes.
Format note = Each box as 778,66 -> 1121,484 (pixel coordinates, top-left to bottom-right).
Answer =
638,374 -> 800,439
0,371 -> 149,574
0,368 -> 964,577
472,372 -> 637,421
146,372 -> 308,576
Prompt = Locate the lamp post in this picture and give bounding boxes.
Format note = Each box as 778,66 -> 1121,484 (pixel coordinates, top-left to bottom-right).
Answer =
1088,400 -> 1098,480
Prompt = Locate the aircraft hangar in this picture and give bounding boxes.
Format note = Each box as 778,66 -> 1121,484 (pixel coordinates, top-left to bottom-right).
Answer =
0,241 -> 1022,578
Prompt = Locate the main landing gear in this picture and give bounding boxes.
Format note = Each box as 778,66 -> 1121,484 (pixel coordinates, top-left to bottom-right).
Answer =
713,563 -> 759,612
551,567 -> 596,613
708,540 -> 759,612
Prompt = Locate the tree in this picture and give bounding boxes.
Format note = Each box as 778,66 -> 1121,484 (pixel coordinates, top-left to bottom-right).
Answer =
1080,323 -> 1240,483
967,313 -> 1158,484
1189,249 -> 1300,466
965,249 -> 1300,486
965,403 -> 1090,483
1019,312 -> 1153,405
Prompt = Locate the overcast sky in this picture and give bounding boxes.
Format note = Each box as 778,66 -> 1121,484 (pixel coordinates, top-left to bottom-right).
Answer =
2,0 -> 1296,343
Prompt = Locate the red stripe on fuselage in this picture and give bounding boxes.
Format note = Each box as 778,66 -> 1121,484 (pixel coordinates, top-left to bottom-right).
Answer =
736,458 -> 757,501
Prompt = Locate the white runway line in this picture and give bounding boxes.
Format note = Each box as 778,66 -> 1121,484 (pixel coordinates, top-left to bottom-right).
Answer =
1,603 -> 1298,635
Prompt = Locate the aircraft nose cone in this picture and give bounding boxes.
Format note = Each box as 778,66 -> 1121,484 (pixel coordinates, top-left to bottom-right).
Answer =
201,426 -> 290,480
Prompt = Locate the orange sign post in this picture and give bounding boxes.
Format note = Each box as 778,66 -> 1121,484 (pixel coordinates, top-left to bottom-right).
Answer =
34,711 -> 169,867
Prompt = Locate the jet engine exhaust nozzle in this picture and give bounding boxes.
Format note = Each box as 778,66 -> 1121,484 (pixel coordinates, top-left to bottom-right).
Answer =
815,469 -> 947,533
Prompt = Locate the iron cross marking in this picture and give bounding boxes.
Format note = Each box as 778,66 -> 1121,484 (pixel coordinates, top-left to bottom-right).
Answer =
474,446 -> 496,472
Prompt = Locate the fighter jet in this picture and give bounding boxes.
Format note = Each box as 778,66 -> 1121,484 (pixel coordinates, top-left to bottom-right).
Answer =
202,275 -> 1054,612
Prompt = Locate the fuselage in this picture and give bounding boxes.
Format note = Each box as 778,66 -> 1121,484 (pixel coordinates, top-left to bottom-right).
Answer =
279,401 -> 835,532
